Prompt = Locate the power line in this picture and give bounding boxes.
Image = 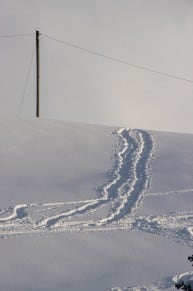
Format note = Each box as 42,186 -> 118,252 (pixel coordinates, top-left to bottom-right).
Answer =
0,33 -> 33,39
41,33 -> 193,84
19,44 -> 35,116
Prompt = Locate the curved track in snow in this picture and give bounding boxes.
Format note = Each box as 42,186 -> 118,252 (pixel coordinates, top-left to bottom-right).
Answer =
98,128 -> 154,225
0,128 -> 155,237
1,127 -> 193,248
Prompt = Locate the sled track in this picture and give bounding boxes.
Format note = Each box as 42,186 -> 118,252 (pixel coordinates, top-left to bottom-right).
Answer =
0,128 -> 156,238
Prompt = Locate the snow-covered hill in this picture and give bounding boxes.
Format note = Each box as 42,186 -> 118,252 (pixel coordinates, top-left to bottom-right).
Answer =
0,117 -> 193,291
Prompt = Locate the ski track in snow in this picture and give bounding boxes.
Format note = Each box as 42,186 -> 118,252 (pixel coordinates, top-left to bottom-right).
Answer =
0,128 -> 156,238
147,188 -> 193,197
1,127 -> 193,251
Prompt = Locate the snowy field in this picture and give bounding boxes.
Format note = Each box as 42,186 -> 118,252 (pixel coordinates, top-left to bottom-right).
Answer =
0,117 -> 193,290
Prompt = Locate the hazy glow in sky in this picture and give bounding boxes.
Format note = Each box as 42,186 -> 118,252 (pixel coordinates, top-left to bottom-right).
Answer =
1,0 -> 193,133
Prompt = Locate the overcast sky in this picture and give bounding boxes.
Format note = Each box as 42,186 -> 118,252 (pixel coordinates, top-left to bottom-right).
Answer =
1,0 -> 193,133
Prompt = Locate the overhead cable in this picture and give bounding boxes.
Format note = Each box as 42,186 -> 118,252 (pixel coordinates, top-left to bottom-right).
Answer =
41,33 -> 193,84
0,33 -> 33,39
19,45 -> 35,116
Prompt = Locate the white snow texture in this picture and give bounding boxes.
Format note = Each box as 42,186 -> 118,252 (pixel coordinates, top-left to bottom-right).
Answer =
0,117 -> 193,291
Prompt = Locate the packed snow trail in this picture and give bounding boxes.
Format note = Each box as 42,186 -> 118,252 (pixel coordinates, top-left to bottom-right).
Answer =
1,126 -> 193,247
0,128 -> 155,238
98,129 -> 154,225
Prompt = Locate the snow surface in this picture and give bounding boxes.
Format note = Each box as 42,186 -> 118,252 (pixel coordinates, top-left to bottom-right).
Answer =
0,117 -> 193,290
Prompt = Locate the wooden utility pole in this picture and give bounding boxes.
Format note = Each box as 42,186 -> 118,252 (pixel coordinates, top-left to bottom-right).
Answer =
36,30 -> 40,117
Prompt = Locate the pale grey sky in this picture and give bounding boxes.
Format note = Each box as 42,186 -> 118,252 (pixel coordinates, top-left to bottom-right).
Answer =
1,0 -> 193,133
